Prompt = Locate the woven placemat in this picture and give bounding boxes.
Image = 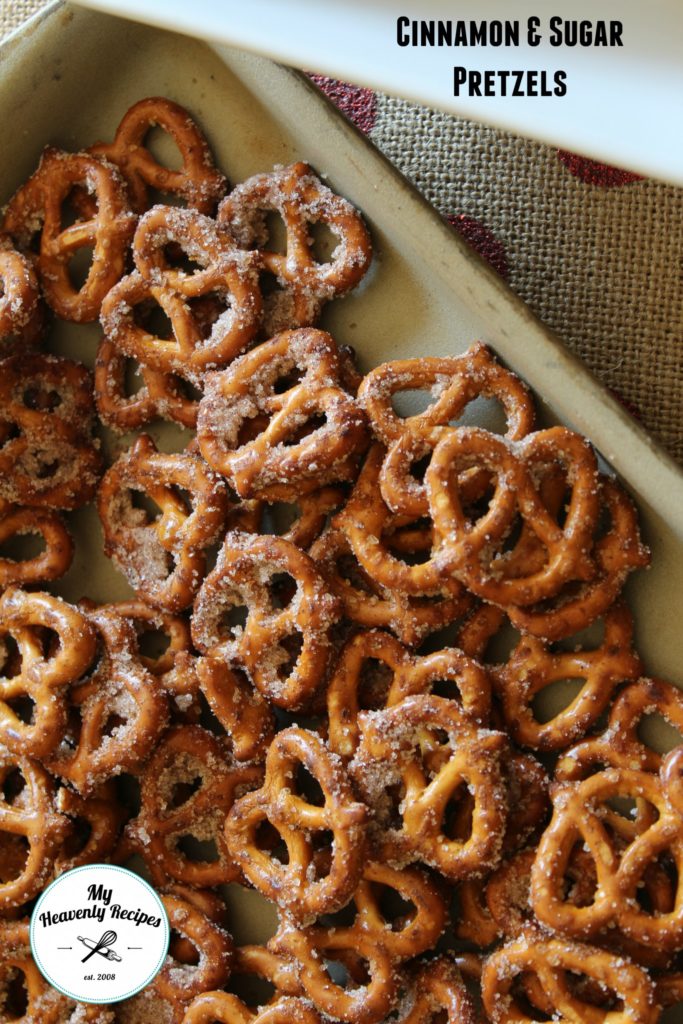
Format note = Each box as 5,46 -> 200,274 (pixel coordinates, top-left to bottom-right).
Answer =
2,0 -> 682,462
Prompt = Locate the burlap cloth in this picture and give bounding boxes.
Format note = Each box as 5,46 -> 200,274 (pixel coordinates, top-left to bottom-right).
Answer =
2,0 -> 682,462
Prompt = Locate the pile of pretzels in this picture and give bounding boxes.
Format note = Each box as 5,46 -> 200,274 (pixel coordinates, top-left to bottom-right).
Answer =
0,96 -> 680,1024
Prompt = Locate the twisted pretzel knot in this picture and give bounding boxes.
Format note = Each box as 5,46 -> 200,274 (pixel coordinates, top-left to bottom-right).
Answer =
481,930 -> 659,1024
122,725 -> 261,888
350,694 -> 508,879
225,726 -> 367,921
495,601 -> 642,750
426,424 -> 600,608
192,532 -> 341,710
218,161 -> 372,335
326,628 -> 491,759
152,892 -> 233,1006
105,599 -> 200,719
98,433 -> 228,612
398,957 -> 479,1024
196,655 -> 274,761
227,484 -> 345,551
0,920 -> 74,1022
309,524 -> 472,646
47,603 -> 169,795
555,676 -> 683,781
0,500 -> 73,591
507,476 -> 650,640
90,96 -> 227,214
101,204 -> 262,381
3,147 -> 136,322
0,243 -> 44,348
0,353 -> 102,510
197,328 -> 368,501
531,755 -> 683,949
54,782 -> 125,874
0,751 -> 68,910
95,334 -> 200,432
183,995 -> 322,1024
271,924 -> 397,1024
0,587 -> 97,758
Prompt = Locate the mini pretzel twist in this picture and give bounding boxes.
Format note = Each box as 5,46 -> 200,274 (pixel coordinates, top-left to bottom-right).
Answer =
54,781 -> 126,874
0,242 -> 45,349
326,628 -> 491,759
182,995 -> 322,1024
271,923 -> 397,1024
225,726 -> 367,922
507,476 -> 650,640
228,485 -> 345,551
495,601 -> 642,750
196,655 -> 274,760
0,751 -> 69,911
98,434 -> 229,612
218,161 -> 372,335
397,957 -> 479,1024
0,587 -> 97,758
309,524 -> 472,646
122,725 -> 261,888
0,499 -> 73,590
152,892 -> 233,1006
101,204 -> 262,382
531,755 -> 683,950
197,328 -> 368,500
89,96 -> 227,213
47,603 -> 169,795
3,147 -> 136,322
95,335 -> 201,432
0,920 -> 80,1022
350,694 -> 508,879
481,930 -> 659,1024
192,532 -> 341,710
426,424 -> 600,608
555,676 -> 683,781
0,353 -> 102,510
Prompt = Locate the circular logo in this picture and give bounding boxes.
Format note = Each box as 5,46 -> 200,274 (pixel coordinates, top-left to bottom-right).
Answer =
30,864 -> 169,1004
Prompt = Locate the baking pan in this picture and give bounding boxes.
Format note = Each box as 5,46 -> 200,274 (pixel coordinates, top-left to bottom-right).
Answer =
1,0 -> 683,965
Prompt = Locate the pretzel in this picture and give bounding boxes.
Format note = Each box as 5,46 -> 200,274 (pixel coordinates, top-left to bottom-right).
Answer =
397,957 -> 479,1024
271,923 -> 397,1024
350,694 -> 508,879
90,96 -> 227,213
555,676 -> 683,781
95,335 -> 201,432
217,161 -> 372,335
197,328 -> 368,500
47,603 -> 169,794
152,891 -> 233,1006
481,930 -> 659,1024
0,750 -> 69,911
165,884 -> 230,966
495,601 -> 642,750
182,995 -> 322,1024
309,523 -> 472,646
192,532 -> 341,709
225,726 -> 367,922
98,434 -> 228,612
359,342 -> 535,448
0,499 -> 73,590
228,485 -> 346,551
121,725 -> 261,888
0,920 -> 85,1022
104,599 -> 201,719
3,147 -> 135,322
507,476 -> 650,640
0,352 -> 102,510
326,628 -> 491,758
0,242 -> 45,349
531,754 -> 683,950
101,205 -> 262,382
426,424 -> 600,608
195,656 -> 274,760
453,877 -> 500,947
0,587 -> 97,758
54,781 -> 125,874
